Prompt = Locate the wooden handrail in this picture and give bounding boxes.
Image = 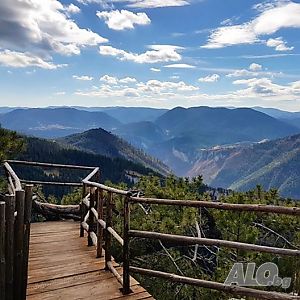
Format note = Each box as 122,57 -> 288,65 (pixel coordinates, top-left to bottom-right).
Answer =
20,180 -> 81,187
128,230 -> 300,256
129,197 -> 300,216
6,160 -> 96,170
3,162 -> 22,191
129,267 -> 299,300
82,180 -> 129,196
82,167 -> 100,183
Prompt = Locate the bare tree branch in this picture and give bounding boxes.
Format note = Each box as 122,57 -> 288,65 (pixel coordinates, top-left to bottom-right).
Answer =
253,222 -> 299,249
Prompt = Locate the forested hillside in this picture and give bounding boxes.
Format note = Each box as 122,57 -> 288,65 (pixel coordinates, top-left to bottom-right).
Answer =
188,134 -> 300,199
58,128 -> 171,176
19,136 -> 161,181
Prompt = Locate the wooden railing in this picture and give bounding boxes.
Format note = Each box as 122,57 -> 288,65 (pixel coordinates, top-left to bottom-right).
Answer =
81,168 -> 300,300
2,160 -> 300,300
1,163 -> 33,300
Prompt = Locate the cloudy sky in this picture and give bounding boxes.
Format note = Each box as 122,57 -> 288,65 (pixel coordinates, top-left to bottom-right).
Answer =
1,0 -> 300,110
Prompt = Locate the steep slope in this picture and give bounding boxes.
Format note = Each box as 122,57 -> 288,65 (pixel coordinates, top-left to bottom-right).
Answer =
18,136 -> 162,182
58,128 -> 171,176
188,134 -> 300,199
13,135 -> 163,198
0,108 -> 121,138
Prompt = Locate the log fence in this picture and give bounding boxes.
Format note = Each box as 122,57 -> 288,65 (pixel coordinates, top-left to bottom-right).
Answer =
1,163 -> 33,300
2,160 -> 300,300
81,164 -> 300,300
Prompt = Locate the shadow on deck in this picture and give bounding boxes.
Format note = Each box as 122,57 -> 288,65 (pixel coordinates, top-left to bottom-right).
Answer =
27,221 -> 154,300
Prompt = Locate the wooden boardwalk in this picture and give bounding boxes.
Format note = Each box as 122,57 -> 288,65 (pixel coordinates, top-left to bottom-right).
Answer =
27,221 -> 154,300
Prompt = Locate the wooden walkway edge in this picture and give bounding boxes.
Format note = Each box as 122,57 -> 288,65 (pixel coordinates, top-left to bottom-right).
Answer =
27,221 -> 154,300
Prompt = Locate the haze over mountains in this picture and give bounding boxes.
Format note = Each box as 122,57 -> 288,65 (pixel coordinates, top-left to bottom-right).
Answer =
1,105 -> 300,198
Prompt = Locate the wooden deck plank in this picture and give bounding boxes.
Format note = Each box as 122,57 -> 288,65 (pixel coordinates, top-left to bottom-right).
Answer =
27,221 -> 154,300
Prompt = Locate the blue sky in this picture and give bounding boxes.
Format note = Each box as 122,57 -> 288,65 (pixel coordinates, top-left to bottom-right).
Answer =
0,0 -> 300,110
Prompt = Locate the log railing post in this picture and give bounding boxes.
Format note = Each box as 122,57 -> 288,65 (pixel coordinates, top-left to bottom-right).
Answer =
0,201 -> 6,300
80,183 -> 87,237
21,185 -> 33,300
96,188 -> 104,258
105,192 -> 113,270
14,189 -> 25,300
122,193 -> 131,294
5,194 -> 15,300
88,188 -> 95,247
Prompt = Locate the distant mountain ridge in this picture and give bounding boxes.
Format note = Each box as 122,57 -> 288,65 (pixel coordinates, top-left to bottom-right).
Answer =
253,106 -> 300,129
188,134 -> 300,199
0,107 -> 121,138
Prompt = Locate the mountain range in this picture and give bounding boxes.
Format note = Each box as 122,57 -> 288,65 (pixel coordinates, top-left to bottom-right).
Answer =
0,107 -> 121,138
1,105 -> 300,198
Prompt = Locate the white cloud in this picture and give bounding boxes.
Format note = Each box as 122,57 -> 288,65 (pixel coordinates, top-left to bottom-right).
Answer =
0,50 -> 64,69
291,80 -> 300,89
226,69 -> 257,78
96,10 -> 150,31
198,74 -> 220,82
100,75 -> 137,85
99,45 -> 183,63
164,63 -> 196,69
150,68 -> 161,72
65,3 -> 81,14
266,37 -> 294,51
202,1 -> 300,49
227,63 -> 263,78
100,75 -> 118,85
249,63 -> 262,71
76,77 -> 199,100
138,79 -> 199,92
119,77 -> 137,83
202,24 -> 258,49
77,0 -> 190,8
73,75 -> 94,81
126,0 -> 190,8
225,63 -> 289,79
232,77 -> 300,97
0,0 -> 107,59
